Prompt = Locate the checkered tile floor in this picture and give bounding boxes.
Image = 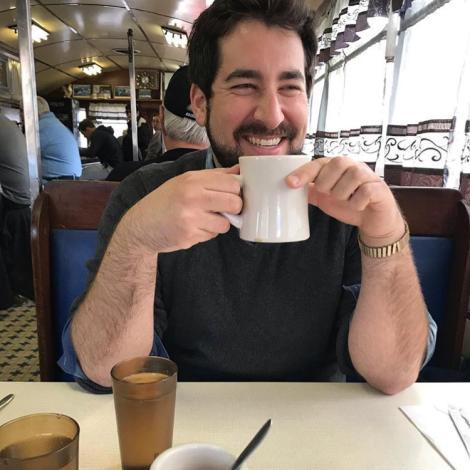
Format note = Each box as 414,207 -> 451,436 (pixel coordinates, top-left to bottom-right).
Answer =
0,299 -> 40,381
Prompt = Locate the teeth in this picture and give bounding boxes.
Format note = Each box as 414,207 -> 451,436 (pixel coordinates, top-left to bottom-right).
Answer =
247,136 -> 282,146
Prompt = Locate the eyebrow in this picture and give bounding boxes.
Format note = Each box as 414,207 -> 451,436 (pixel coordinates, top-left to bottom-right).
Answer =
279,70 -> 304,81
225,69 -> 261,82
224,68 -> 305,82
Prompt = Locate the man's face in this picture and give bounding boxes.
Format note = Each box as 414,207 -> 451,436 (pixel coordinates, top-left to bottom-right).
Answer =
152,114 -> 160,131
191,20 -> 308,167
81,127 -> 92,139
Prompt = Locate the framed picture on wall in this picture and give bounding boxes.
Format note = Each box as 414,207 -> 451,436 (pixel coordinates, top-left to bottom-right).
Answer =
138,88 -> 152,99
96,84 -> 112,99
72,84 -> 92,98
114,85 -> 130,98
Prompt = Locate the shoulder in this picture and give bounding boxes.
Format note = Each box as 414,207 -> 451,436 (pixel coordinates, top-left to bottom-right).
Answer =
106,149 -> 207,214
132,149 -> 208,193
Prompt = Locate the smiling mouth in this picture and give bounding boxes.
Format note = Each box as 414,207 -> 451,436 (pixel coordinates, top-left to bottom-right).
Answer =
245,136 -> 284,147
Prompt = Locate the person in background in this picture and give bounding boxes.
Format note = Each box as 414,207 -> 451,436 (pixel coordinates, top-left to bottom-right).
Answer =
106,66 -> 208,181
65,0 -> 434,394
79,119 -> 122,169
155,65 -> 209,163
145,110 -> 163,161
122,104 -> 153,161
37,97 -> 82,181
0,112 -> 33,308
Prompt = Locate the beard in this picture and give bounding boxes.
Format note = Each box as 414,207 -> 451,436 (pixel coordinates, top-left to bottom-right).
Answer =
205,105 -> 304,167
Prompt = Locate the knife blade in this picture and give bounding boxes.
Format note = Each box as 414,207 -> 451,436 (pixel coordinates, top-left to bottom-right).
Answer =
0,393 -> 14,411
449,407 -> 470,458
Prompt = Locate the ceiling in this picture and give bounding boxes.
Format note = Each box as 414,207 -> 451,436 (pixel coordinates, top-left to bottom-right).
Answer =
0,0 -> 327,94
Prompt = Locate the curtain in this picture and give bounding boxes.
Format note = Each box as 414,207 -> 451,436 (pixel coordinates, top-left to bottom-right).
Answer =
385,0 -> 470,190
311,0 -> 470,199
313,39 -> 386,168
88,102 -> 127,120
316,0 -> 401,64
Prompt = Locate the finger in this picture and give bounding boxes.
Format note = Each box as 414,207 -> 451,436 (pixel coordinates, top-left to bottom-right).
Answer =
199,212 -> 231,235
203,190 -> 243,214
212,164 -> 240,174
312,157 -> 367,194
330,163 -> 380,201
203,171 -> 241,194
286,158 -> 330,188
348,181 -> 384,212
182,170 -> 241,195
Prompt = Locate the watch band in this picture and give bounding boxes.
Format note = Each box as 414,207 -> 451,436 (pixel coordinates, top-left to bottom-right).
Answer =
358,221 -> 410,258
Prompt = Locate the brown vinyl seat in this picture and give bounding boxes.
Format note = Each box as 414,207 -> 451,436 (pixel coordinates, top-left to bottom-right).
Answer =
391,186 -> 470,371
31,182 -> 470,381
31,180 -> 118,381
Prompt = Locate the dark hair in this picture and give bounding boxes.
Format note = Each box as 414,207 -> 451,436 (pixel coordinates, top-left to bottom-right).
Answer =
188,0 -> 317,100
78,119 -> 95,132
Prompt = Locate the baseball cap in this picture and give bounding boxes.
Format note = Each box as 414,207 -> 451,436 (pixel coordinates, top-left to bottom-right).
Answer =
164,65 -> 195,120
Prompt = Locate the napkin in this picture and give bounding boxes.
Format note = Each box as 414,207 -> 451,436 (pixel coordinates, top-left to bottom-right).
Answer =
400,404 -> 470,470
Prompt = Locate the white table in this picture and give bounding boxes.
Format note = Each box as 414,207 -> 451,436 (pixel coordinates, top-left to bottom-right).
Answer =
0,381 -> 466,469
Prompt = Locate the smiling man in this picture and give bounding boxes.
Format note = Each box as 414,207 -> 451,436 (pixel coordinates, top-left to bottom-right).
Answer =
191,20 -> 308,165
62,0 -> 435,394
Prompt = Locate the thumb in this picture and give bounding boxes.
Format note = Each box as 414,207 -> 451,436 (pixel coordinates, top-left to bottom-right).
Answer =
214,164 -> 240,174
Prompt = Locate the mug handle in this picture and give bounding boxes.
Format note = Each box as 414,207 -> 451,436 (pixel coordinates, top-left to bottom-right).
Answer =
222,174 -> 243,229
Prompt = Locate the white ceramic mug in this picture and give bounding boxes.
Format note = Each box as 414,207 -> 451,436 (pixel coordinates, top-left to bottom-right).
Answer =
225,155 -> 311,243
150,443 -> 248,470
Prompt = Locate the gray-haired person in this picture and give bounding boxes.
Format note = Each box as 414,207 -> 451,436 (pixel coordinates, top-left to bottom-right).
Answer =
106,65 -> 208,181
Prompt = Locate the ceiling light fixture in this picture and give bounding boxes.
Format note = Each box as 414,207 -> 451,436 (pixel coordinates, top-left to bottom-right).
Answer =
122,0 -> 132,12
79,62 -> 102,76
9,21 -> 50,44
161,26 -> 188,48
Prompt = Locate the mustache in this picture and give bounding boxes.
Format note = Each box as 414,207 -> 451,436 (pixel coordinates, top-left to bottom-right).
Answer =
233,121 -> 297,141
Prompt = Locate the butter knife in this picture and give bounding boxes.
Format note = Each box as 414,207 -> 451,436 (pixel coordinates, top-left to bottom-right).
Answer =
0,394 -> 14,411
449,407 -> 470,458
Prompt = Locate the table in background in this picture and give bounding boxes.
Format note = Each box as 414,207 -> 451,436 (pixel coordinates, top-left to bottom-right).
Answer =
0,381 -> 466,469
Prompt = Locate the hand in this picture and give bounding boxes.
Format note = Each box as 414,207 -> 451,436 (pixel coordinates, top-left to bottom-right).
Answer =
286,157 -> 405,245
123,166 -> 242,253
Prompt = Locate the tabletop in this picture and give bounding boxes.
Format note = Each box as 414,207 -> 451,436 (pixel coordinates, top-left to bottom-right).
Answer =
1,381 -> 467,469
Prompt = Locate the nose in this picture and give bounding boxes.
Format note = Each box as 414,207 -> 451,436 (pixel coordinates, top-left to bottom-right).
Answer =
253,89 -> 285,130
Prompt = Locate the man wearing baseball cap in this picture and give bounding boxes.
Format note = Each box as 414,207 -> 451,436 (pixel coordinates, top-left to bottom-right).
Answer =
107,66 -> 208,181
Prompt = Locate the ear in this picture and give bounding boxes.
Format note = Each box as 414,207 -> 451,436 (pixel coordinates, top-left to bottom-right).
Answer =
190,83 -> 208,126
160,105 -> 167,136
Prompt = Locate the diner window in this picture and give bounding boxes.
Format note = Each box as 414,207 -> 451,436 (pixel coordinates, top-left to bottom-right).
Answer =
309,0 -> 470,199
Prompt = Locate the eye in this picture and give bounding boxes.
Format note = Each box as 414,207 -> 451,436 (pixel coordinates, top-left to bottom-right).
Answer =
280,84 -> 304,96
230,83 -> 257,95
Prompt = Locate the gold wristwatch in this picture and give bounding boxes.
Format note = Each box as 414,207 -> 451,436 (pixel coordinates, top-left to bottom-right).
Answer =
358,222 -> 410,258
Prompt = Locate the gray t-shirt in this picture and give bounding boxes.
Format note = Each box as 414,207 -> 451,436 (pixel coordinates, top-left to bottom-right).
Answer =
77,150 -> 362,382
0,115 -> 30,205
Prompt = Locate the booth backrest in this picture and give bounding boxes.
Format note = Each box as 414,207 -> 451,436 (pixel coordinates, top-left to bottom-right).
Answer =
32,183 -> 470,380
32,181 -> 118,381
51,229 -> 99,380
391,187 -> 470,369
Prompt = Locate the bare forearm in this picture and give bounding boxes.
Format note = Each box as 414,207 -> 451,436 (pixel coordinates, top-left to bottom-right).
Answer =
71,214 -> 157,386
349,247 -> 428,395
